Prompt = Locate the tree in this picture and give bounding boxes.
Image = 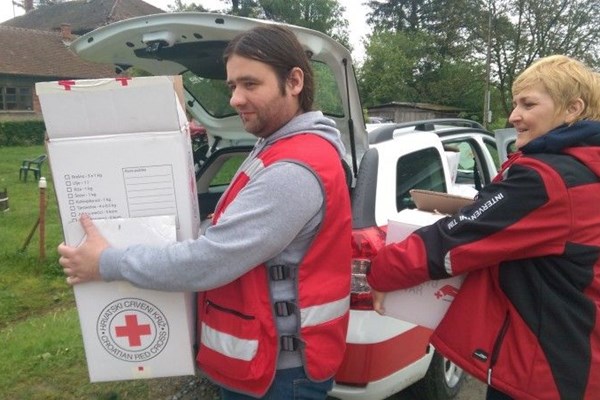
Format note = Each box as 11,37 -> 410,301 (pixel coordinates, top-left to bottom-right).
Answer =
13,0 -> 65,10
359,30 -> 428,107
360,29 -> 488,119
259,0 -> 349,48
366,0 -> 481,60
361,0 -> 489,120
167,0 -> 210,12
212,0 -> 349,48
366,0 -> 426,33
484,0 -> 600,118
361,0 -> 600,124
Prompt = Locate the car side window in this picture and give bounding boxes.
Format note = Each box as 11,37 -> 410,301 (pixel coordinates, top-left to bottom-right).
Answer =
443,139 -> 487,190
210,155 -> 245,188
507,140 -> 517,159
396,147 -> 446,211
483,138 -> 501,170
312,61 -> 344,117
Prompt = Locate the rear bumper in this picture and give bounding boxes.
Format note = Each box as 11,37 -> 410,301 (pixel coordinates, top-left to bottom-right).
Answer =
330,310 -> 434,399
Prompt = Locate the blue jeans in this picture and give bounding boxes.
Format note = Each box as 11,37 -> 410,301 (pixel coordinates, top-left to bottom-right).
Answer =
220,367 -> 334,400
486,386 -> 513,400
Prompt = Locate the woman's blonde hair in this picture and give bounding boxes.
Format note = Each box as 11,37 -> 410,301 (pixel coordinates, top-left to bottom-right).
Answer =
512,55 -> 600,122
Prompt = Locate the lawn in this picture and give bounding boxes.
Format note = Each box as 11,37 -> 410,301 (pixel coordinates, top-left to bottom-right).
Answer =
0,145 -> 192,399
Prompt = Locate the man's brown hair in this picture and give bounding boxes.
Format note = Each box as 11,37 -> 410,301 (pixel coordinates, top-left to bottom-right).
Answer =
223,24 -> 314,112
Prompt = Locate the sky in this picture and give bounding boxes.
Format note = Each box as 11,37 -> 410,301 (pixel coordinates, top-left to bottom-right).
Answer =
0,0 -> 371,62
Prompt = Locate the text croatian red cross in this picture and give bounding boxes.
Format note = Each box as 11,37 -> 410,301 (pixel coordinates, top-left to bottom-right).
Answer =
115,314 -> 151,347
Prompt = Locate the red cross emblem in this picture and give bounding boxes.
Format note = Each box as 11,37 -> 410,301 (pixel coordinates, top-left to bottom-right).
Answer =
114,314 -> 151,347
58,80 -> 76,91
115,77 -> 131,86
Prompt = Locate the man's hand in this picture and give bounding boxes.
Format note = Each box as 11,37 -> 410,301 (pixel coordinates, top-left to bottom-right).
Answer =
58,214 -> 109,285
371,289 -> 387,316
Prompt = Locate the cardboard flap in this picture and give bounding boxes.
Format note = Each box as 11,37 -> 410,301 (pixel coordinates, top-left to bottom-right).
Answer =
65,215 -> 177,247
410,189 -> 474,215
37,76 -> 187,139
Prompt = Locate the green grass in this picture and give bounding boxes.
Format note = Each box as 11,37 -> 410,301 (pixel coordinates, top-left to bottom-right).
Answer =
0,145 -> 67,329
0,146 -> 189,399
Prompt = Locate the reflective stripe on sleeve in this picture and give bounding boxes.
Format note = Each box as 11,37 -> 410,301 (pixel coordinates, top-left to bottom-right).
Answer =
301,295 -> 349,327
445,252 -> 453,275
201,322 -> 258,361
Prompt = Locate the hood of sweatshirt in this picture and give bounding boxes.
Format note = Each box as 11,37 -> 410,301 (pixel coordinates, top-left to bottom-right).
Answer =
252,110 -> 346,158
521,120 -> 600,177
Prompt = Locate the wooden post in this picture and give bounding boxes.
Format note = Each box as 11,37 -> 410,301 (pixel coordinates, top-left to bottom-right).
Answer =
0,188 -> 8,212
39,177 -> 47,261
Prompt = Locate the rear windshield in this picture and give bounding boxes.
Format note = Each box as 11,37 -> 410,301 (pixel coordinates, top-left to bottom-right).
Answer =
182,60 -> 344,119
135,40 -> 344,119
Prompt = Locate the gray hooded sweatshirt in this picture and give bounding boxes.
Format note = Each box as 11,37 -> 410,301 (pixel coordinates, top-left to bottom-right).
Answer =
100,110 -> 346,369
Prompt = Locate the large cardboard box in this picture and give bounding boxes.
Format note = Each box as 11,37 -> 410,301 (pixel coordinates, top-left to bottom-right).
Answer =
381,192 -> 472,329
37,76 -> 200,382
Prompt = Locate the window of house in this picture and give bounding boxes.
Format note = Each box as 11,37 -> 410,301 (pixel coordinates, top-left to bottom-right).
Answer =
0,86 -> 33,111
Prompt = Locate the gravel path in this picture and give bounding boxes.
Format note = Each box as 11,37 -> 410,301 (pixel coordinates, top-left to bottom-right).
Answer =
143,374 -> 220,400
160,372 -> 487,400
162,375 -> 221,400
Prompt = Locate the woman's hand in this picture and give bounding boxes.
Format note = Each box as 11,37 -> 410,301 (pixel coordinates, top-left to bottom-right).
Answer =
371,289 -> 387,315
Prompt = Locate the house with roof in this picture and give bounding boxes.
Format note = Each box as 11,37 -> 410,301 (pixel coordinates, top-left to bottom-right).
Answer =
0,0 -> 164,121
367,101 -> 464,124
2,0 -> 163,36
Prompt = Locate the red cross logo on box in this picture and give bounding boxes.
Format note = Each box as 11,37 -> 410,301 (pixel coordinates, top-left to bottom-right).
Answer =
115,314 -> 152,347
96,298 -> 169,362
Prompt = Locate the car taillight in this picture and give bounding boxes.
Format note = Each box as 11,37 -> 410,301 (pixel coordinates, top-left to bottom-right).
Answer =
350,226 -> 387,310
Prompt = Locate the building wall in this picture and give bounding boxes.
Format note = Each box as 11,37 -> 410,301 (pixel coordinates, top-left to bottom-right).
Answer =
368,105 -> 461,123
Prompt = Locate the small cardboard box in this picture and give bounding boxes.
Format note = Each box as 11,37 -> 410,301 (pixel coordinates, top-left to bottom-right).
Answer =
409,189 -> 474,215
37,76 -> 200,382
381,191 -> 472,329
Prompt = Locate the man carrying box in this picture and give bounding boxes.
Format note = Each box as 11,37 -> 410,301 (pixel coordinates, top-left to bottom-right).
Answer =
58,25 -> 352,400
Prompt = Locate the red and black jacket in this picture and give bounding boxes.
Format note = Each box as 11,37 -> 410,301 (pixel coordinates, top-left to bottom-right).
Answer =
369,121 -> 600,399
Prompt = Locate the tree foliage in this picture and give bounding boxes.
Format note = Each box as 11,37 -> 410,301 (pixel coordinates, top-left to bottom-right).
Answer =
360,29 -> 486,119
167,0 -> 210,12
485,0 -> 600,117
362,0 -> 600,124
259,0 -> 349,47
359,30 -> 426,107
207,0 -> 350,48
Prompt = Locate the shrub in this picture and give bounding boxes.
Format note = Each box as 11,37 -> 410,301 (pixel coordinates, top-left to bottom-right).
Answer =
0,120 -> 46,146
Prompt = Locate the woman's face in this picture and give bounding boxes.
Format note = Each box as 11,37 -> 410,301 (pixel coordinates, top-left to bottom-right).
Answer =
509,86 -> 567,149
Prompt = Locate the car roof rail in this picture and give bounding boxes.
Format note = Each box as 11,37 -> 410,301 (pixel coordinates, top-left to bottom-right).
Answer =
413,118 -> 484,131
368,118 -> 485,145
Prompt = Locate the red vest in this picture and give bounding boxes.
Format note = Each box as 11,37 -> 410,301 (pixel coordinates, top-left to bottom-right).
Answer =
196,134 -> 352,397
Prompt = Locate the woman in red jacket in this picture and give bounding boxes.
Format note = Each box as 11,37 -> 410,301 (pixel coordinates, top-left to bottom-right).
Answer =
368,55 -> 600,400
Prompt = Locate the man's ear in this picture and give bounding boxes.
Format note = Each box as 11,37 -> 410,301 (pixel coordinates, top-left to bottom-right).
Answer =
287,67 -> 304,96
565,98 -> 585,123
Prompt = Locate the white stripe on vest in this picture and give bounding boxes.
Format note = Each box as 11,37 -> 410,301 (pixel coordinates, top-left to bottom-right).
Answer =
301,295 -> 349,327
201,296 -> 348,360
203,155 -> 348,361
201,322 -> 258,361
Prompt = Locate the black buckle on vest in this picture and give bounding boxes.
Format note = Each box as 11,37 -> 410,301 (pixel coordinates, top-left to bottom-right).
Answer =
275,301 -> 296,317
281,335 -> 302,351
270,264 -> 294,281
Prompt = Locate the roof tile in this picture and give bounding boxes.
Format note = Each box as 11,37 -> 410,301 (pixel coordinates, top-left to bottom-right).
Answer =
0,26 -> 116,78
